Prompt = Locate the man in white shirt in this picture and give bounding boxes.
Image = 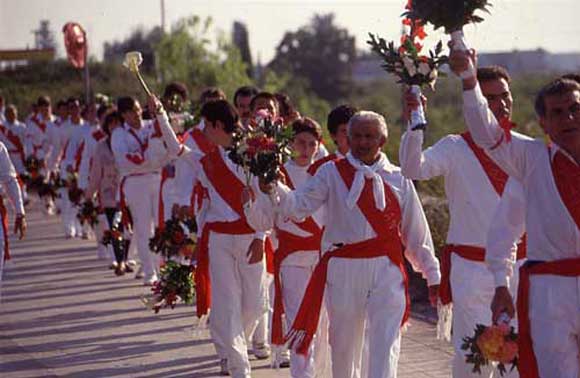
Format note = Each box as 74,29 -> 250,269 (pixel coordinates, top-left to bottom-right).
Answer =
111,96 -> 172,285
156,98 -> 270,378
0,141 -> 26,289
399,66 -> 526,377
450,46 -> 580,378
259,111 -> 440,378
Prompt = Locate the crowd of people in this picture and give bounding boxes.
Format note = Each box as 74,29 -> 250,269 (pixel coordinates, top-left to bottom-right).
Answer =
0,41 -> 578,378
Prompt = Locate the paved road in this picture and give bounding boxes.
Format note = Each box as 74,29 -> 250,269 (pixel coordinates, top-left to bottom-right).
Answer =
0,201 -> 452,377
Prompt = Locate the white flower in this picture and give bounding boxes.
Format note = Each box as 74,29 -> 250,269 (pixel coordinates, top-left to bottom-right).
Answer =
402,57 -> 416,77
123,51 -> 143,73
429,69 -> 439,81
418,62 -> 431,76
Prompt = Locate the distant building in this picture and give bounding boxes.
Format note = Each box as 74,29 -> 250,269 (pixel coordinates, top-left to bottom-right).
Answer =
354,49 -> 580,82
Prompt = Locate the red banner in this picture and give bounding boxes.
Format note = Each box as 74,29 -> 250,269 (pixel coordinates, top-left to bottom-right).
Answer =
62,22 -> 87,69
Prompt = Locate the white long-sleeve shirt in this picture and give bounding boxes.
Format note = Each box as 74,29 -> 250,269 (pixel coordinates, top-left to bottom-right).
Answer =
400,126 -> 528,248
62,120 -> 89,174
110,117 -> 170,178
464,84 -> 580,267
78,126 -> 106,189
156,116 -> 267,241
25,114 -> 55,162
485,178 -> 526,287
0,142 -> 25,215
273,152 -> 441,285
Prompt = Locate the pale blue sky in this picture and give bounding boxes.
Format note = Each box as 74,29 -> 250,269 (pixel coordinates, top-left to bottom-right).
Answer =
1,0 -> 579,63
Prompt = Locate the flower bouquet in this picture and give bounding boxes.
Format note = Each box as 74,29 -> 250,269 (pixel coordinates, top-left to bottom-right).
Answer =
403,0 -> 492,53
66,173 -> 83,205
23,156 -> 45,189
149,215 -> 197,261
461,321 -> 518,376
102,228 -> 123,247
142,260 -> 195,313
228,110 -> 293,185
368,5 -> 448,129
77,200 -> 100,228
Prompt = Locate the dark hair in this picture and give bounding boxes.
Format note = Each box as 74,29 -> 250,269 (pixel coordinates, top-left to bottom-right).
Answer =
274,92 -> 296,119
199,87 -> 226,105
327,104 -> 358,135
561,73 -> 580,84
534,78 -> 580,117
200,100 -> 239,133
117,96 -> 137,115
56,100 -> 67,109
163,82 -> 188,100
37,96 -> 51,107
477,66 -> 511,84
250,92 -> 279,112
102,111 -> 123,136
233,86 -> 259,107
66,97 -> 80,106
291,117 -> 322,141
97,104 -> 113,119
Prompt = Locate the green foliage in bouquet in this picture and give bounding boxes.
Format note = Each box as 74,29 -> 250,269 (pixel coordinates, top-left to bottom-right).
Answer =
403,0 -> 492,33
149,216 -> 197,260
142,261 -> 195,313
228,111 -> 293,184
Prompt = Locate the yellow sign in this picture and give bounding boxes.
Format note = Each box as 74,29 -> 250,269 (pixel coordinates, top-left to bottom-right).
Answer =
0,49 -> 55,62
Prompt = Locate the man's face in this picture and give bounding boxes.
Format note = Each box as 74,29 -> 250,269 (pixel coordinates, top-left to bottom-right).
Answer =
39,105 -> 51,119
291,132 -> 319,166
208,119 -> 238,147
69,101 -> 81,119
252,98 -> 279,119
480,78 -> 513,121
123,101 -> 143,129
85,104 -> 98,124
349,120 -> 386,165
331,123 -> 349,154
540,90 -> 580,154
5,107 -> 16,123
57,105 -> 68,120
236,95 -> 253,124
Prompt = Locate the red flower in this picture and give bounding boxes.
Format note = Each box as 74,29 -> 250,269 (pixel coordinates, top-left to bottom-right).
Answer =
405,0 -> 412,10
413,26 -> 427,40
414,42 -> 423,52
172,230 -> 185,244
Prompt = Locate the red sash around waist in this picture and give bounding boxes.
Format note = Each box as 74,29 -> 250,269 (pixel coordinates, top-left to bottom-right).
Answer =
516,258 -> 580,378
439,242 -> 526,305
271,228 -> 322,346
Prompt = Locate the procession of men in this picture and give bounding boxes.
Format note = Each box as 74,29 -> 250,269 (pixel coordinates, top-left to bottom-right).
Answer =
0,33 -> 579,378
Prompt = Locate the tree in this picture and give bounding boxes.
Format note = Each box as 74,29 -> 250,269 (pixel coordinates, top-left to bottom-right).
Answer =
232,21 -> 253,78
103,27 -> 163,72
269,13 -> 356,103
154,16 -> 252,100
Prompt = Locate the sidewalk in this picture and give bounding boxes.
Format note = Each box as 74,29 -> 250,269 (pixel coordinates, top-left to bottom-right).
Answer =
0,201 -> 452,377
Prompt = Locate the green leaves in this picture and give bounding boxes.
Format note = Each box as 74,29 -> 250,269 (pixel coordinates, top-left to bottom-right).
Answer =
404,0 -> 493,33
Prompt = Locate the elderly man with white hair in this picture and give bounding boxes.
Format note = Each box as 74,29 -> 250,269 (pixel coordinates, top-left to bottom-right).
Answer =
254,111 -> 441,378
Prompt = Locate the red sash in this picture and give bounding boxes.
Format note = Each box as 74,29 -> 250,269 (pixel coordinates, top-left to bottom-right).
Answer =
461,132 -> 508,195
188,128 -> 215,213
74,141 -> 85,172
551,150 -> 580,230
196,149 -> 256,317
0,125 -> 25,165
286,158 -> 408,355
0,196 -> 9,261
438,242 -> 526,305
307,153 -> 338,176
31,116 -> 47,133
517,259 -> 580,378
272,165 -> 323,345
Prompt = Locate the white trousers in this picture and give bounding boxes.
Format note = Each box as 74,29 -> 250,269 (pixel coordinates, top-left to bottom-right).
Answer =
0,219 -> 5,288
282,263 -> 330,378
450,255 -> 520,378
326,256 -> 405,378
208,232 -> 268,378
59,188 -> 81,237
124,174 -> 161,279
529,275 -> 580,378
160,174 -> 177,222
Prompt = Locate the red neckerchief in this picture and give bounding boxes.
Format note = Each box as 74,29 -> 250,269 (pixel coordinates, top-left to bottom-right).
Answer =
551,148 -> 580,230
461,132 -> 508,195
92,129 -> 106,142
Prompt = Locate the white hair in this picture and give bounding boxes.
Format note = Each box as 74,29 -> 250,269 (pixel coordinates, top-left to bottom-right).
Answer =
347,111 -> 388,140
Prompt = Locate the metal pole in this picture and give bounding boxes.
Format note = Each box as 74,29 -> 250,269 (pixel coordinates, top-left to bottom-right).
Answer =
161,0 -> 166,33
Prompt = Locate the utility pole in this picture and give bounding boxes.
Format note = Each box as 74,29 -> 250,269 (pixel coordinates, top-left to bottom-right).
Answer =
160,0 -> 166,33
